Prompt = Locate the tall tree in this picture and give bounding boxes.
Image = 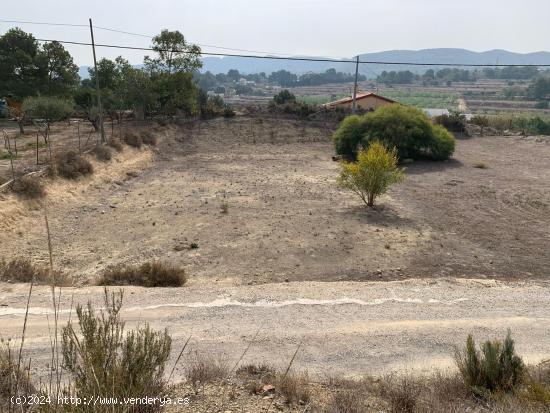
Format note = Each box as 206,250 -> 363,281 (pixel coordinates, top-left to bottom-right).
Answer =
37,41 -> 79,96
144,30 -> 202,74
0,28 -> 41,99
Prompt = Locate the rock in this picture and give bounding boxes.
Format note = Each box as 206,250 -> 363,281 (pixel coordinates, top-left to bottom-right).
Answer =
262,384 -> 275,395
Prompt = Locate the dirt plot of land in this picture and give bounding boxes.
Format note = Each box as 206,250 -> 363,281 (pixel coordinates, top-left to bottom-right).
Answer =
1,115 -> 549,284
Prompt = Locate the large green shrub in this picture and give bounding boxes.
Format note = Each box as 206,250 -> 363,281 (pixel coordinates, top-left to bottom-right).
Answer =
333,104 -> 456,161
429,125 -> 456,161
332,115 -> 367,160
455,330 -> 525,397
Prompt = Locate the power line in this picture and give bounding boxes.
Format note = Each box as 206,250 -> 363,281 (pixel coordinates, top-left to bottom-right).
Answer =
2,19 -> 549,67
0,19 -> 87,28
0,18 -> 308,57
31,38 -> 550,67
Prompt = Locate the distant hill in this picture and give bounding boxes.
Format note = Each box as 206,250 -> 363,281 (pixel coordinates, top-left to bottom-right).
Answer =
78,48 -> 550,79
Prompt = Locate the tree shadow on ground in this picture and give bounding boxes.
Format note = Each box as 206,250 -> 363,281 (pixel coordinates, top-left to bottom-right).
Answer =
402,158 -> 464,175
339,202 -> 417,229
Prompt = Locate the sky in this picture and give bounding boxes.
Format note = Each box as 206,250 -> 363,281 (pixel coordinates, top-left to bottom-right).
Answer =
1,0 -> 549,66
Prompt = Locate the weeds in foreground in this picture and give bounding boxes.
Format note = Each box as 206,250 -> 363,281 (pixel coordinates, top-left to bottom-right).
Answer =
96,261 -> 187,287
61,289 -> 172,412
455,330 -> 525,397
186,353 -> 229,388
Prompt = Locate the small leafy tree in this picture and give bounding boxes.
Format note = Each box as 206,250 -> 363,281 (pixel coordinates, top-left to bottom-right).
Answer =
62,290 -> 172,412
144,30 -> 202,74
455,330 -> 525,397
338,141 -> 404,207
273,89 -> 296,105
23,96 -> 73,128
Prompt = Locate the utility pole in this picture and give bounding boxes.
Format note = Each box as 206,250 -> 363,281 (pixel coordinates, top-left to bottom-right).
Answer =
351,55 -> 360,114
89,18 -> 106,144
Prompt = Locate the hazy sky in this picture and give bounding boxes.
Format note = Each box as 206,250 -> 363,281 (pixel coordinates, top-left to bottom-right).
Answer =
1,0 -> 549,66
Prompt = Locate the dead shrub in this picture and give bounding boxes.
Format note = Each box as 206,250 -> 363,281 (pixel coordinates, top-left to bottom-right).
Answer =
108,137 -> 124,152
55,151 -> 93,179
92,144 -> 112,161
11,175 -> 45,199
325,389 -> 370,413
186,353 -> 229,386
379,373 -> 422,413
0,257 -> 70,285
277,372 -> 311,405
97,261 -> 186,287
61,290 -> 172,412
141,131 -> 158,146
124,131 -> 143,148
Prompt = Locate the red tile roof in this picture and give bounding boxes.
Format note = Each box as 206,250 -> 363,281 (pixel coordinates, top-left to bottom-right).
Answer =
324,92 -> 396,107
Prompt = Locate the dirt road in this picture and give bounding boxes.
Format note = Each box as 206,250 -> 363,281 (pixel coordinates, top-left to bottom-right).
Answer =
1,278 -> 549,380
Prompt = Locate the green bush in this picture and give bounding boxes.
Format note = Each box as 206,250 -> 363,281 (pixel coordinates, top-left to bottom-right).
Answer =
273,89 -> 296,105
332,115 -> 366,159
434,112 -> 467,133
333,104 -> 456,160
429,125 -> 456,161
455,330 -> 525,397
61,290 -> 172,412
22,96 -> 73,124
338,141 -> 404,207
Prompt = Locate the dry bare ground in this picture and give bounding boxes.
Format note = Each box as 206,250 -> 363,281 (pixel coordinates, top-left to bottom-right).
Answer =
1,115 -> 550,411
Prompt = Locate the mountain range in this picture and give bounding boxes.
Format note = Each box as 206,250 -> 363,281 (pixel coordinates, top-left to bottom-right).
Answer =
78,48 -> 550,79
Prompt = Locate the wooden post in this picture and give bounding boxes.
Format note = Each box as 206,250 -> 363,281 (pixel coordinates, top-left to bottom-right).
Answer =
36,133 -> 39,164
89,18 -> 106,144
77,121 -> 81,154
352,55 -> 360,114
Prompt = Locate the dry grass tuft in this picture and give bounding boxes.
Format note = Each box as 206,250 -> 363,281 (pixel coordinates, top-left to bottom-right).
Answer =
124,131 -> 143,148
277,371 -> 311,405
186,353 -> 229,386
379,373 -> 421,413
141,131 -> 158,146
92,144 -> 112,162
11,175 -> 45,199
0,257 -> 71,285
108,138 -> 124,152
55,151 -> 93,179
96,261 -> 187,287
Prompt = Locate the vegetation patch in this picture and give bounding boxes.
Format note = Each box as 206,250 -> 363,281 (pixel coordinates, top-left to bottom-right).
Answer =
11,175 -> 45,199
92,144 -> 112,162
97,261 -> 187,287
0,257 -> 70,285
108,138 -> 124,152
333,104 -> 456,161
54,151 -> 93,179
124,131 -> 143,148
61,290 -> 172,412
141,131 -> 158,146
338,141 -> 404,207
